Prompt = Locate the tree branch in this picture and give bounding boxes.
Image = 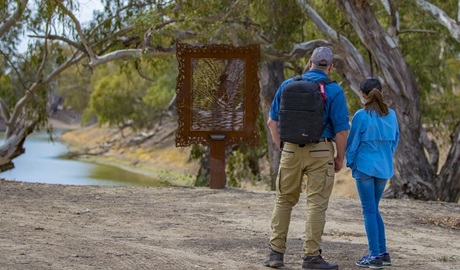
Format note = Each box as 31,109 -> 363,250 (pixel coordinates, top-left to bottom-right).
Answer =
386,0 -> 400,44
0,49 -> 28,89
27,34 -> 87,53
41,52 -> 86,85
398,29 -> 437,34
134,61 -> 156,82
263,39 -> 331,63
84,48 -> 175,68
6,49 -> 85,137
87,5 -> 135,37
0,98 -> 10,121
0,0 -> 28,37
420,127 -> 440,173
296,0 -> 371,96
209,0 -> 245,43
52,0 -> 97,63
36,18 -> 51,80
6,12 -> 52,137
415,0 -> 460,42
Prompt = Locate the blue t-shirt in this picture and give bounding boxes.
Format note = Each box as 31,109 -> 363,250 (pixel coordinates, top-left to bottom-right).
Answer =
345,108 -> 399,179
269,69 -> 350,139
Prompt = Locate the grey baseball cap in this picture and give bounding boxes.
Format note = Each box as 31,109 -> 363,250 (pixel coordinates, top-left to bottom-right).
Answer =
311,46 -> 333,67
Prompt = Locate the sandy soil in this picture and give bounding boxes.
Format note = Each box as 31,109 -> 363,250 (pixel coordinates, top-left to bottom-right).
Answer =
0,179 -> 459,270
1,114 -> 458,269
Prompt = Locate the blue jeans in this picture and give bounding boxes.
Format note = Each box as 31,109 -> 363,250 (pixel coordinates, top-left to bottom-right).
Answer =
355,170 -> 388,257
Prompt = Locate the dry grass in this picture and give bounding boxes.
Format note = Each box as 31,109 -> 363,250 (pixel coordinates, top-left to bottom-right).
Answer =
417,216 -> 460,230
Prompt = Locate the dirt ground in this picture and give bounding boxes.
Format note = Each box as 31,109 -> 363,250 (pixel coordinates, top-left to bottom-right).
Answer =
1,116 -> 459,269
0,179 -> 459,270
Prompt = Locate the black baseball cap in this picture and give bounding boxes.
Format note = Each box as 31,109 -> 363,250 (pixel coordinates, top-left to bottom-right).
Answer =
360,77 -> 382,94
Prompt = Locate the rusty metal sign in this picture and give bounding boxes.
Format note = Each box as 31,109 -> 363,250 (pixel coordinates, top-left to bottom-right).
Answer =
175,43 -> 260,188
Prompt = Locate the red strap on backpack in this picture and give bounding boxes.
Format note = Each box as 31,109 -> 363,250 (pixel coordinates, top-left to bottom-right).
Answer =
319,83 -> 327,101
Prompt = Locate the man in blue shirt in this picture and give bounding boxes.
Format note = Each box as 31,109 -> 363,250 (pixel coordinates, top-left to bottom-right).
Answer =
263,47 -> 350,270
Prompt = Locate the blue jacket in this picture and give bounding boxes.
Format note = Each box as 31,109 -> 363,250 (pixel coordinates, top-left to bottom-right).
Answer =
346,108 -> 399,179
269,69 -> 350,139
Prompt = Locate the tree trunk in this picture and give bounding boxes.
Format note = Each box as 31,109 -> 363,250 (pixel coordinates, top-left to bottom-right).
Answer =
0,122 -> 36,172
337,0 -> 437,200
195,146 -> 211,187
436,121 -> 460,202
259,60 -> 285,190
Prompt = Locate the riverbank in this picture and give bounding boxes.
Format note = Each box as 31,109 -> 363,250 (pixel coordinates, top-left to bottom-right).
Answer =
0,180 -> 459,270
57,118 -> 200,187
56,116 -> 359,197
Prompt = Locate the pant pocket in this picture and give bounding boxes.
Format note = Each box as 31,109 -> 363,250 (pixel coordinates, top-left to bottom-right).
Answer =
323,162 -> 335,195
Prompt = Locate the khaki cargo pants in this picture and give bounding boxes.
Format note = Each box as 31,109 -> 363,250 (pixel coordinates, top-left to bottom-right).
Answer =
269,141 -> 335,256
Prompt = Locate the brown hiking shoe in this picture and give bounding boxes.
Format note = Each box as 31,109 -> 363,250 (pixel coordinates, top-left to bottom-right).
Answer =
302,255 -> 338,270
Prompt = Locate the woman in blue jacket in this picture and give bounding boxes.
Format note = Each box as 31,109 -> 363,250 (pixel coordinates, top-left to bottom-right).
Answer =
346,78 -> 399,269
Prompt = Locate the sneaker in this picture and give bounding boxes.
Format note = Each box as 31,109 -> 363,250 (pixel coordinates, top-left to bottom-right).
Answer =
302,255 -> 338,270
355,254 -> 383,269
380,252 -> 391,266
263,247 -> 284,268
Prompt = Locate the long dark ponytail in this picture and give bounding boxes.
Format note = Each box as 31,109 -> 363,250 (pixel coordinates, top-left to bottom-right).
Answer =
364,88 -> 389,116
360,78 -> 389,117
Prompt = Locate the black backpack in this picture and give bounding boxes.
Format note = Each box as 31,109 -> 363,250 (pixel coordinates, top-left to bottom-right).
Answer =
278,76 -> 334,144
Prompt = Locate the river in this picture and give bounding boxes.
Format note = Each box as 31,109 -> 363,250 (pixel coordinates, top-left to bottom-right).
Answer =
0,131 -> 170,187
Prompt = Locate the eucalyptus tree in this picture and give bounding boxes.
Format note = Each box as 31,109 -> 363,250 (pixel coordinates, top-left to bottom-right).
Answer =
1,0 -> 280,183
290,0 -> 460,202
0,0 -> 223,172
1,0 -> 459,202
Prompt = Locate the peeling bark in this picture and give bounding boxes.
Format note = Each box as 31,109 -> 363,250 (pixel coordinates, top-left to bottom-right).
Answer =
415,0 -> 460,42
0,0 -> 28,37
420,127 -> 439,173
296,1 -> 372,97
0,121 -> 36,172
336,0 -> 437,200
436,121 -> 460,202
259,60 -> 284,190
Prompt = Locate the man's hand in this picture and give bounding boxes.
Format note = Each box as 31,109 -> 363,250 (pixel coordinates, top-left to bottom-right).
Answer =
334,130 -> 348,173
267,117 -> 281,150
334,156 -> 343,173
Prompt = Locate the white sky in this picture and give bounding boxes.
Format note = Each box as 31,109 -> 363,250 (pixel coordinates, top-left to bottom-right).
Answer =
77,0 -> 104,23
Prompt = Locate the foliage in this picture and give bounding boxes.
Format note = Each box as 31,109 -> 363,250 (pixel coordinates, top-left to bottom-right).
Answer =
142,56 -> 178,117
0,73 -> 14,107
84,61 -> 162,130
250,0 -> 305,51
86,74 -> 135,127
395,0 -> 460,133
57,62 -> 93,114
195,172 -> 209,187
226,149 -> 251,188
226,112 -> 269,187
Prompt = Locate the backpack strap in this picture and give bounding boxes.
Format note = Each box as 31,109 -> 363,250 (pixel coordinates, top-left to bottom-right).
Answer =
316,77 -> 334,85
317,79 -> 329,101
316,78 -> 336,101
293,75 -> 303,81
316,77 -> 337,128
